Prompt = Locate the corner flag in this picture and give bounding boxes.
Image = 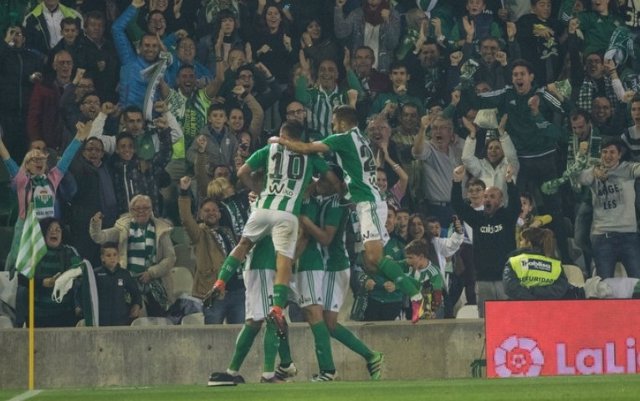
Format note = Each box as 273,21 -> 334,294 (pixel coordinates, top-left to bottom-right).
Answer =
16,205 -> 47,279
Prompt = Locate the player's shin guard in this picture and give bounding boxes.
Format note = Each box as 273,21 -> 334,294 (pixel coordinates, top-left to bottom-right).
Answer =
263,321 -> 280,373
229,323 -> 261,372
331,323 -> 372,360
273,284 -> 289,309
310,321 -> 336,372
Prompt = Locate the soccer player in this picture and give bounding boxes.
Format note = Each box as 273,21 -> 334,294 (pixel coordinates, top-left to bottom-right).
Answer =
271,105 -> 424,322
207,236 -> 297,385
299,168 -> 385,381
209,121 -> 336,338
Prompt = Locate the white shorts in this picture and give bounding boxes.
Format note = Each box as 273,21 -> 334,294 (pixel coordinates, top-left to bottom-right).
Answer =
243,269 -> 276,321
294,270 -> 325,308
322,270 -> 350,313
242,209 -> 299,259
356,201 -> 389,245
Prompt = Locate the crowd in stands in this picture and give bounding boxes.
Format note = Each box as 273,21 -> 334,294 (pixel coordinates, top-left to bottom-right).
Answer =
2,0 -> 640,327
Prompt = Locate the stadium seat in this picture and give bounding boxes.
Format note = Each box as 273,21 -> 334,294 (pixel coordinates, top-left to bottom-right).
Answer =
181,312 -> 204,325
0,315 -> 13,329
167,266 -> 193,304
563,264 -> 585,287
174,244 -> 196,272
171,226 -> 190,246
455,305 -> 479,319
131,317 -> 174,326
614,263 -> 628,278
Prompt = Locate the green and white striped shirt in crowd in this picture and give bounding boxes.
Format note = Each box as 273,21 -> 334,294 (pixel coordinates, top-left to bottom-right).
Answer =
295,70 -> 363,139
246,143 -> 328,215
322,127 -> 382,203
127,222 -> 156,274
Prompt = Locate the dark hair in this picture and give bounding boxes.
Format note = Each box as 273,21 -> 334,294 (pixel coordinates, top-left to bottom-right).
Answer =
388,60 -> 408,73
60,17 -> 80,30
115,132 -> 135,145
147,10 -> 165,24
177,64 -> 195,74
100,242 -> 119,254
123,105 -> 144,118
333,105 -> 358,127
328,162 -> 344,182
236,64 -> 254,80
511,59 -> 535,74
39,217 -> 61,237
601,137 -> 628,156
466,177 -> 486,190
280,121 -> 303,140
354,46 -> 375,59
570,109 -> 591,123
199,196 -> 219,209
79,91 -> 99,104
404,239 -> 429,258
208,103 -> 228,116
84,10 -> 106,24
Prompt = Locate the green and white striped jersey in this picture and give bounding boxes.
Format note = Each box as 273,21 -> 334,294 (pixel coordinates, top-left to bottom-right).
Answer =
319,194 -> 350,272
297,197 -> 324,272
244,235 -> 276,271
322,127 -> 382,203
246,143 -> 328,215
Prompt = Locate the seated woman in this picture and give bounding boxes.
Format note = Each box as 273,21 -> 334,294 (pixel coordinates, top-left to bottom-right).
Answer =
89,195 -> 176,317
503,227 -> 568,300
34,218 -> 83,327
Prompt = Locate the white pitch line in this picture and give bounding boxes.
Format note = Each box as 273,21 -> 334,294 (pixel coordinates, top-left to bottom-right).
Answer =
7,390 -> 43,401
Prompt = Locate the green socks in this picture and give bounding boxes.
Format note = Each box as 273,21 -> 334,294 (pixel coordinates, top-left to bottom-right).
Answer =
378,258 -> 420,297
218,255 -> 241,282
278,333 -> 293,366
228,323 -> 261,371
331,323 -> 373,360
310,321 -> 335,372
263,321 -> 280,373
273,284 -> 289,309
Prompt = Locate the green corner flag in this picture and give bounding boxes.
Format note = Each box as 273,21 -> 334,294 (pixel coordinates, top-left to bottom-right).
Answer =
16,205 -> 47,279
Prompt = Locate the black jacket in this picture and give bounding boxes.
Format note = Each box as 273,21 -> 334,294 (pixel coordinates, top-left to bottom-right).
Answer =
452,181 -> 520,281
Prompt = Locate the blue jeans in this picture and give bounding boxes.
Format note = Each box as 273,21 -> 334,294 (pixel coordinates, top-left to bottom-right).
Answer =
204,288 -> 245,324
591,232 -> 640,279
574,201 -> 593,276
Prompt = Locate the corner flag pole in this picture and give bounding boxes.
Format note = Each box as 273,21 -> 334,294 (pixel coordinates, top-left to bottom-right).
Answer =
28,277 -> 35,390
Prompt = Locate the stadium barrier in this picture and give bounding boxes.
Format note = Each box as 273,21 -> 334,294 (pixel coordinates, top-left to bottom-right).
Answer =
0,320 -> 484,388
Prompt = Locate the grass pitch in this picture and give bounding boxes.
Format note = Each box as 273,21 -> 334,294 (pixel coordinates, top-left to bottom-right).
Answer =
3,375 -> 640,401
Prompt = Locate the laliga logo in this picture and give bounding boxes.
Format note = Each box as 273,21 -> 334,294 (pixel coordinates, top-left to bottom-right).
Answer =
494,335 -> 544,377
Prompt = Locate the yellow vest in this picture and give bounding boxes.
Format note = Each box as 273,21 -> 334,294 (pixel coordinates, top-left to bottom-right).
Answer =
508,253 -> 562,288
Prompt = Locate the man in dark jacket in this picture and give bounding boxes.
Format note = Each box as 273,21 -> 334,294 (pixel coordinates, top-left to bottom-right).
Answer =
0,25 -> 44,161
22,0 -> 83,57
451,165 -> 520,317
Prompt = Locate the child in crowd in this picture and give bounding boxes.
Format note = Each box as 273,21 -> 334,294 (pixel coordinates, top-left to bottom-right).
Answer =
93,243 -> 142,326
404,239 -> 445,320
516,192 -> 552,245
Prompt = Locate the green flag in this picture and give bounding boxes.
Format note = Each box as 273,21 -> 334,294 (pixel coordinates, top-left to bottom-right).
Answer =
16,204 -> 47,279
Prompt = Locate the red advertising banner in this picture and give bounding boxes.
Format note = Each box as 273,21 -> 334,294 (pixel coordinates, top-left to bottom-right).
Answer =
485,300 -> 640,378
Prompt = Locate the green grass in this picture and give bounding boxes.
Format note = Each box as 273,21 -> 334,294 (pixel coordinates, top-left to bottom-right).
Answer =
3,375 -> 640,401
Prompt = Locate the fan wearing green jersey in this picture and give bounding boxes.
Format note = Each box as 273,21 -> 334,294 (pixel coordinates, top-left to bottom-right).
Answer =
209,121 -> 337,339
271,105 -> 424,324
299,170 -> 384,380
